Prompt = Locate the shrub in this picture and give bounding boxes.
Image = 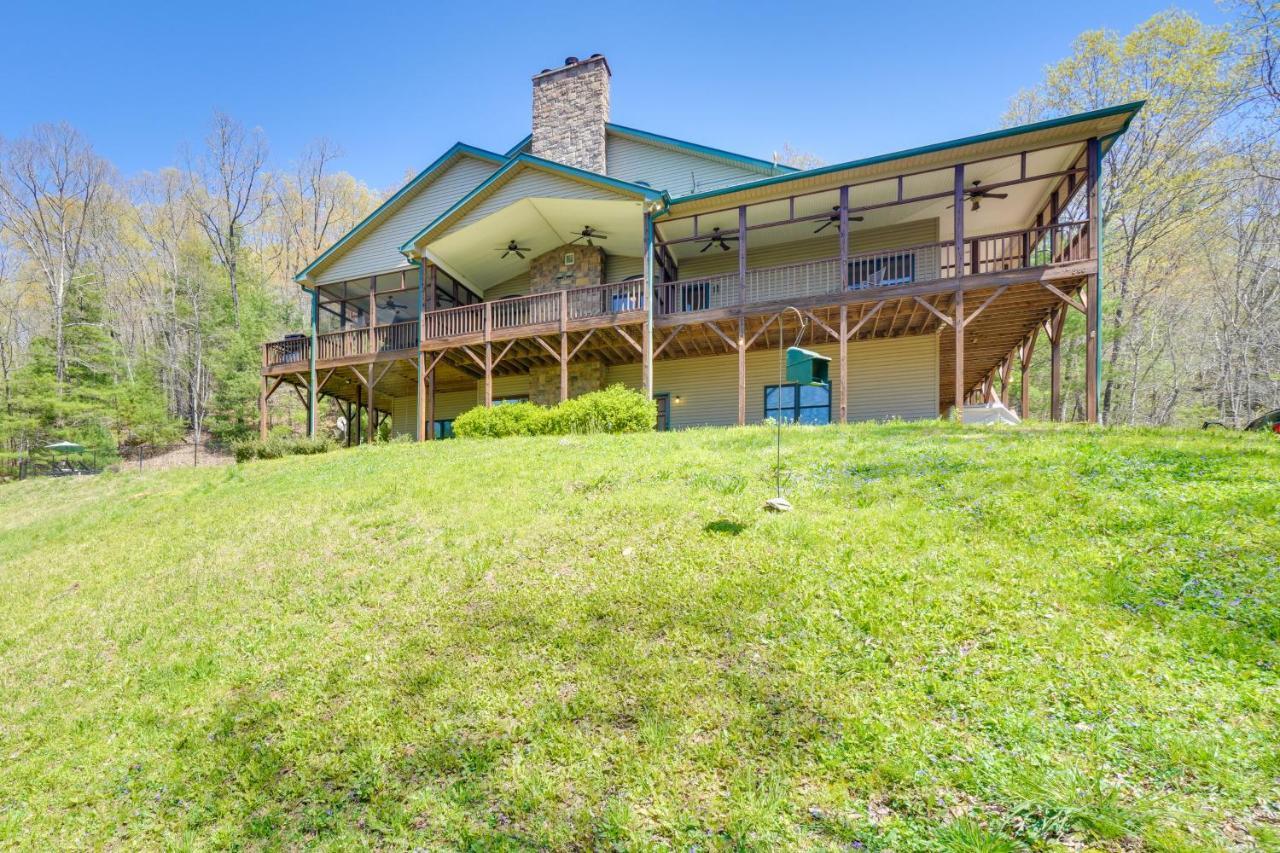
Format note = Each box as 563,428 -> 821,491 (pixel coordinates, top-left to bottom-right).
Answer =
233,436 -> 337,463
546,385 -> 655,435
453,401 -> 551,438
453,385 -> 655,439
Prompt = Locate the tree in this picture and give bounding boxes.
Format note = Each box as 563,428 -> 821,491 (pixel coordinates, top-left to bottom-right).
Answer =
187,111 -> 268,326
0,123 -> 111,389
1007,12 -> 1249,424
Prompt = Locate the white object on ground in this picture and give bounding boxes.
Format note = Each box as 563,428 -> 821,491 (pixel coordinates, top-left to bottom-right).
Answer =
961,402 -> 1021,425
764,497 -> 793,512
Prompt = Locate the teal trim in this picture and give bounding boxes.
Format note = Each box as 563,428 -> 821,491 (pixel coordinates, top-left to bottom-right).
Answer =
666,101 -> 1146,209
295,142 -> 507,283
605,123 -> 796,176
504,135 -> 532,158
399,153 -> 668,253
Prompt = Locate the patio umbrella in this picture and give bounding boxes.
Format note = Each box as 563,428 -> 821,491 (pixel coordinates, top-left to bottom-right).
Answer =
43,441 -> 86,452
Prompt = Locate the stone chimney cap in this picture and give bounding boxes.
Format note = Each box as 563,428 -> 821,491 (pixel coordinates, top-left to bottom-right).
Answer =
533,54 -> 611,80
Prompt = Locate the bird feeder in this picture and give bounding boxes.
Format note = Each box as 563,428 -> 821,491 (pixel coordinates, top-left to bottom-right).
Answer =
785,346 -> 830,386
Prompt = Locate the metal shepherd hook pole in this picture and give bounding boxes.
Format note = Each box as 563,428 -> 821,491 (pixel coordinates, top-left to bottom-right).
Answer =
765,306 -> 810,513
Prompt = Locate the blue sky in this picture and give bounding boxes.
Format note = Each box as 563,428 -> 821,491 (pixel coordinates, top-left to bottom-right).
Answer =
2,0 -> 1225,191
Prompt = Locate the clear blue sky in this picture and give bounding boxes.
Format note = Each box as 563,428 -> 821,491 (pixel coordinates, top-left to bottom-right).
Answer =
2,0 -> 1225,191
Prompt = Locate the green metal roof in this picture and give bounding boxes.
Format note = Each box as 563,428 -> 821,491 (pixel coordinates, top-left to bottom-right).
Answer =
294,142 -> 507,283
399,153 -> 668,254
504,135 -> 532,158
604,123 -> 796,176
666,100 -> 1145,209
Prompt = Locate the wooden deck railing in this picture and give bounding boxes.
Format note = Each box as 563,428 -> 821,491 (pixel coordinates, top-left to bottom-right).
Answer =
265,222 -> 1095,368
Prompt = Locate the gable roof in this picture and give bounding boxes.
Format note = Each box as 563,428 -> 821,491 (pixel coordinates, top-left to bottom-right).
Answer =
605,123 -> 796,178
400,152 -> 667,253
295,142 -> 507,283
664,101 -> 1145,213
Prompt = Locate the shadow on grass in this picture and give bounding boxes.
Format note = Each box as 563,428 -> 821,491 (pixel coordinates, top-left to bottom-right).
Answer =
704,519 -> 748,536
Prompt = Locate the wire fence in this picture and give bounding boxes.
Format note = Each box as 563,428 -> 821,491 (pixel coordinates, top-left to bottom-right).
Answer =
1,442 -> 234,482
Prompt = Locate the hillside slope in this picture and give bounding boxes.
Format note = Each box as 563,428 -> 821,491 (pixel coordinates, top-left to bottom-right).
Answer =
1,424 -> 1277,850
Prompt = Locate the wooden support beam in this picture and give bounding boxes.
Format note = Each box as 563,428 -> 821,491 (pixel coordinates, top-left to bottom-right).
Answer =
849,301 -> 884,338
653,325 -> 685,358
483,341 -> 493,407
961,286 -> 1009,329
801,308 -> 839,341
704,321 -> 739,352
838,304 -> 848,423
613,325 -> 642,354
259,377 -> 268,441
954,289 -> 966,422
1047,305 -> 1066,422
913,296 -> 954,328
745,312 -> 782,349
416,352 -> 426,442
568,329 -> 595,360
458,344 -> 484,370
737,317 -> 746,425
1040,280 -> 1085,314
490,338 -> 518,370
1085,136 -> 1101,424
1020,325 -> 1039,419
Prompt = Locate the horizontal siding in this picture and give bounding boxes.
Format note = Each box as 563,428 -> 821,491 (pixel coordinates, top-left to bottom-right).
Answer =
318,155 -> 499,285
486,271 -> 530,299
679,218 -> 940,280
443,170 -> 629,238
607,334 -> 939,427
389,335 -> 937,436
604,255 -> 643,282
606,135 -> 766,197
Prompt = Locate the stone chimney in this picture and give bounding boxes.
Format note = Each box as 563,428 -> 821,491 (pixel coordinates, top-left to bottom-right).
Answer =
531,54 -> 610,174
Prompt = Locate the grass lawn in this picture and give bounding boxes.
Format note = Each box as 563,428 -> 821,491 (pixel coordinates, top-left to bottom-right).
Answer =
0,422 -> 1277,850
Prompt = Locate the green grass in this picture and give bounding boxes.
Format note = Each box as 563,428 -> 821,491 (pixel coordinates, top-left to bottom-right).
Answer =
1,422 -> 1277,850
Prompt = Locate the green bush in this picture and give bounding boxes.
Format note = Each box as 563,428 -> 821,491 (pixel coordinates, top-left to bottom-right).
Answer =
233,436 -> 337,463
453,385 -> 655,439
453,401 -> 552,438
545,384 -> 656,434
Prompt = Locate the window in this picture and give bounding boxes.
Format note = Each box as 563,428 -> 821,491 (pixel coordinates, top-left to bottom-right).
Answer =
654,393 -> 671,431
494,395 -> 529,406
850,252 -> 915,288
433,419 -> 454,439
764,383 -> 831,425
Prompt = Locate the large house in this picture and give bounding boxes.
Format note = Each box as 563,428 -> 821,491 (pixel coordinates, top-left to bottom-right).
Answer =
261,54 -> 1140,440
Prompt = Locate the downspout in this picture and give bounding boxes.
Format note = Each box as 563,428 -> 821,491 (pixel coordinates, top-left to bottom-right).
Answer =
642,209 -> 655,398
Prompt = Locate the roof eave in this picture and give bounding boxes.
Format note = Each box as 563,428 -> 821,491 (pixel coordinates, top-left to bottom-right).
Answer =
664,100 -> 1146,210
294,142 -> 507,284
400,153 -> 667,254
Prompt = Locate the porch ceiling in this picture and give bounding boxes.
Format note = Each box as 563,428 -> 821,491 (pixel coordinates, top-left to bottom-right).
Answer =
425,197 -> 645,292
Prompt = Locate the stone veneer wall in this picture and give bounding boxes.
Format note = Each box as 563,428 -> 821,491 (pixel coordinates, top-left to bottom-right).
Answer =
531,56 -> 610,174
528,244 -> 604,294
528,360 -> 604,406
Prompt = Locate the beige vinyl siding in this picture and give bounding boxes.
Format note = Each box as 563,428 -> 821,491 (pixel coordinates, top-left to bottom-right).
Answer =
442,170 -> 631,237
606,334 -> 939,427
605,255 -> 643,282
317,155 -> 499,285
486,272 -> 530,299
390,334 -> 937,435
679,218 -> 940,281
606,134 -> 767,197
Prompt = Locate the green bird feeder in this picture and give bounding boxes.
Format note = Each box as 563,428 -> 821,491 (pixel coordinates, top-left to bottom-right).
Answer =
785,346 -> 830,386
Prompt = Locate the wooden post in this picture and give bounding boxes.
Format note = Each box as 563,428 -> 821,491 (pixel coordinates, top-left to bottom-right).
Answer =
484,342 -> 493,407
345,401 -> 353,447
1049,307 -> 1064,422
953,164 -> 966,422
1020,327 -> 1038,419
838,186 -> 850,424
259,345 -> 269,441
427,368 -> 436,441
356,383 -> 363,444
838,304 -> 849,423
416,263 -> 426,442
367,364 -> 376,443
1085,136 -> 1101,424
308,289 -> 318,439
368,275 -> 377,354
560,290 -> 569,402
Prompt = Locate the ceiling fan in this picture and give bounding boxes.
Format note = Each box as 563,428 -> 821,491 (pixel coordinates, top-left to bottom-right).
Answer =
812,206 -> 865,234
699,227 -> 738,253
494,239 -> 530,260
570,225 -> 608,246
946,179 -> 1009,212
380,295 -> 408,311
